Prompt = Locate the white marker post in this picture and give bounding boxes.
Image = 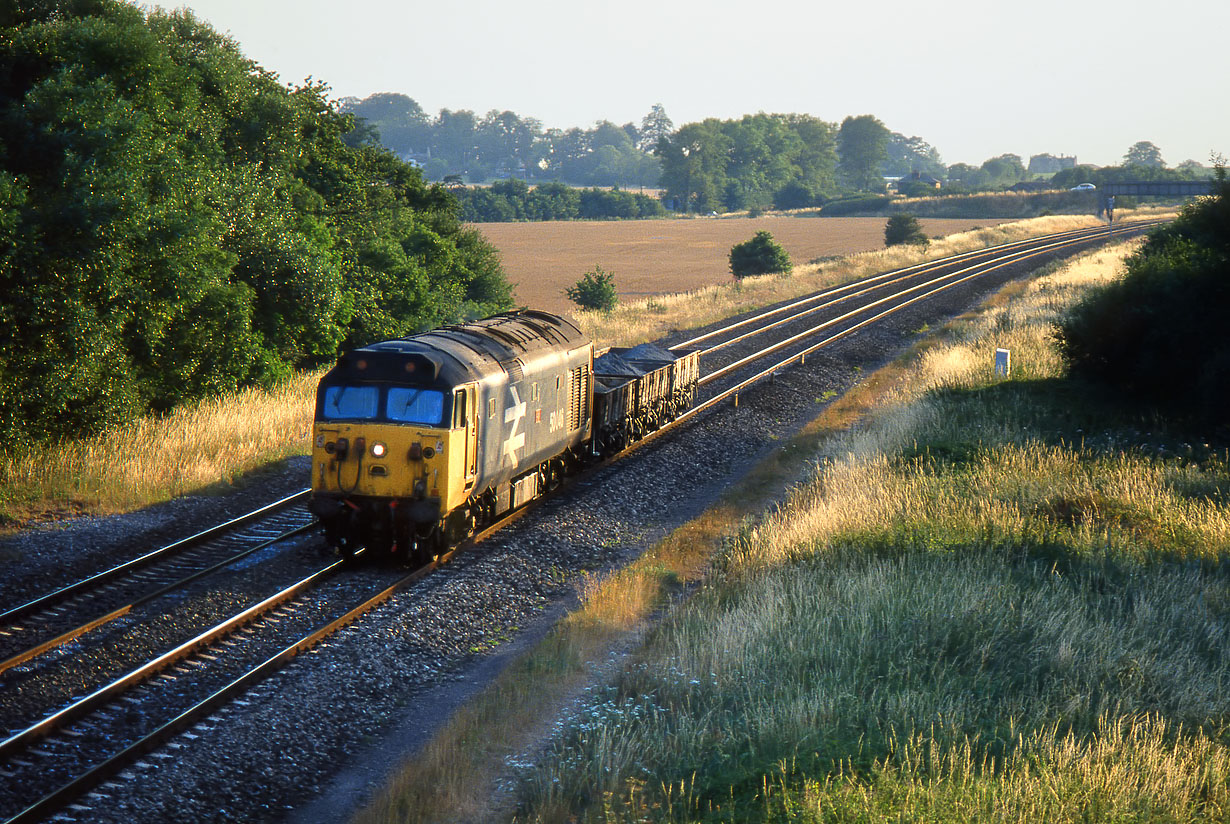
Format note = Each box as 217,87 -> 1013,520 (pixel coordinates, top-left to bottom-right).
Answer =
994,348 -> 1010,377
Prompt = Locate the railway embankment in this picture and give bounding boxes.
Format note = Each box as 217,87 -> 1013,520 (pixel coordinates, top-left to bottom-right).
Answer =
357,240 -> 1230,822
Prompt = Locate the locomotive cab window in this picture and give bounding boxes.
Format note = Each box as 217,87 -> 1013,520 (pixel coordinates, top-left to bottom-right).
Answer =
488,398 -> 496,419
322,385 -> 379,420
386,387 -> 445,426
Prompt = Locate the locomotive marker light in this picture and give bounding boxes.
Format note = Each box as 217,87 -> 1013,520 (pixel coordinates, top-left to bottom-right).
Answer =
371,441 -> 387,459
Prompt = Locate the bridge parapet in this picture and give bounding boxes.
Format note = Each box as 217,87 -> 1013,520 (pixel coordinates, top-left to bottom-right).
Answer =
1102,180 -> 1215,221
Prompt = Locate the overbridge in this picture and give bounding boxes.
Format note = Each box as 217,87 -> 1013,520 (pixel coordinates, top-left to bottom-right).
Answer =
1103,179 -> 1216,220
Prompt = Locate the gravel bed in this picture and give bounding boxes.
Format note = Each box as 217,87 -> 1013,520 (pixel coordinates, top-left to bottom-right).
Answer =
0,241 -> 1121,823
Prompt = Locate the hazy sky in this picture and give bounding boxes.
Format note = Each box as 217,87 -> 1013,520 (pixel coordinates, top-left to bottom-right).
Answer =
145,0 -> 1226,168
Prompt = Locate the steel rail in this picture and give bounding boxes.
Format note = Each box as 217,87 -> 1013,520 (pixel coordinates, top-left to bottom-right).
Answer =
0,520 -> 319,675
695,227 -> 1101,388
0,489 -> 312,627
667,219 -> 1163,353
676,221 -> 1155,424
1,508 -> 520,824
688,219 -> 1168,360
0,555 -> 345,762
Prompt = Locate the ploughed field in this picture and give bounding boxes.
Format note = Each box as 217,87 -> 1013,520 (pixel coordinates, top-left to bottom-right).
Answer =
476,215 -> 1010,314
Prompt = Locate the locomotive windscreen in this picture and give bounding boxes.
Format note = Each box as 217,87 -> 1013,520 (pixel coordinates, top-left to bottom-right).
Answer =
319,384 -> 447,426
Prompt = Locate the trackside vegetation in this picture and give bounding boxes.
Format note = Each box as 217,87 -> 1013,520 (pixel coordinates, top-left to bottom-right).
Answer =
728,231 -> 792,279
1059,168 -> 1230,421
0,1 -> 511,446
498,243 -> 1230,821
566,266 -> 620,313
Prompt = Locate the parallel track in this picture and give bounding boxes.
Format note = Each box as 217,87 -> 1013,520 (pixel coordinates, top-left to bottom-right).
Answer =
676,219 -> 1162,420
0,506 -> 518,823
0,491 -> 314,676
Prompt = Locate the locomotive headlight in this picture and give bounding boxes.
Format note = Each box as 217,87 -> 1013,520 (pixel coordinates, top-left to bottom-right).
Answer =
371,441 -> 387,458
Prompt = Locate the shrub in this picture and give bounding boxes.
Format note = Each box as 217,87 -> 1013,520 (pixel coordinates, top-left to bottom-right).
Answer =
773,181 -> 817,210
565,265 -> 619,312
1057,168 -> 1230,420
885,213 -> 929,247
729,231 -> 793,279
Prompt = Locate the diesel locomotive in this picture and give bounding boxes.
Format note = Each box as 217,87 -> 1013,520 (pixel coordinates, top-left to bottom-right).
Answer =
309,310 -> 698,561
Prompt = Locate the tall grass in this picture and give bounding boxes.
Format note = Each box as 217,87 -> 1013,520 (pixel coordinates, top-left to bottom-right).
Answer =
0,371 -> 321,521
512,241 -> 1230,821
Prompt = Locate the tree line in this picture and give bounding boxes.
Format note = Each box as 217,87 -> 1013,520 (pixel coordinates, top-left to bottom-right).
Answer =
0,1 -> 512,445
344,88 -> 1216,216
455,180 -> 665,223
339,95 -> 669,190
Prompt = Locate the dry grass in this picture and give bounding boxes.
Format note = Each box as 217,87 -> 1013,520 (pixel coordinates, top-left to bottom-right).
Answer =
0,371 -> 321,524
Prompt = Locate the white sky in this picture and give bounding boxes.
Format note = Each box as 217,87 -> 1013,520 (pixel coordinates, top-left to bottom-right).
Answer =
143,0 -> 1227,168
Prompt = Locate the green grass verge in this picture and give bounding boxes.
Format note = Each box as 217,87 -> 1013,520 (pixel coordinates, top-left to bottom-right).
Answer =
510,242 -> 1230,822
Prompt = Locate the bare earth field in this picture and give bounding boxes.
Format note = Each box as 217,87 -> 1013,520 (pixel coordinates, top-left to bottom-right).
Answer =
475,216 -> 1010,314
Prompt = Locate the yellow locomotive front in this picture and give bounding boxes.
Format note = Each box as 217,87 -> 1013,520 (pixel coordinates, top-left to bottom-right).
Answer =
309,348 -> 481,560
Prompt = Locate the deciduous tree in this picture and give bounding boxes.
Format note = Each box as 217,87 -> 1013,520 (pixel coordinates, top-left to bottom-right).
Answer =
838,115 -> 890,192
1124,140 -> 1166,168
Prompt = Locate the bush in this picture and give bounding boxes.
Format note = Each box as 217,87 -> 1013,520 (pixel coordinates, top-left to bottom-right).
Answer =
773,182 -> 817,210
885,213 -> 929,247
729,231 -> 792,279
565,265 -> 619,312
1057,168 -> 1230,420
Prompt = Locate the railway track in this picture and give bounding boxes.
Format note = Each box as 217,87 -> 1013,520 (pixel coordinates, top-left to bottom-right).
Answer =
0,491 -> 315,676
0,217 -> 1163,822
675,218 -> 1163,420
0,496 -> 520,823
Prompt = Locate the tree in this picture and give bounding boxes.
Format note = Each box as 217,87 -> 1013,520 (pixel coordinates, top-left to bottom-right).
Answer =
656,119 -> 732,213
657,114 -> 839,213
884,132 -> 945,177
0,0 -> 512,443
837,115 -> 890,192
980,154 -> 1026,188
945,162 -> 987,190
639,103 -> 673,152
1124,140 -> 1166,168
729,231 -> 792,278
1058,166 -> 1229,419
565,265 -> 618,312
884,214 -> 928,247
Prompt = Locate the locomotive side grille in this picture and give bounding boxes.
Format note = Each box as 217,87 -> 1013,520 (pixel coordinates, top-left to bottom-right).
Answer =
501,359 -> 524,381
569,365 -> 590,431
